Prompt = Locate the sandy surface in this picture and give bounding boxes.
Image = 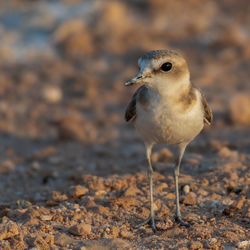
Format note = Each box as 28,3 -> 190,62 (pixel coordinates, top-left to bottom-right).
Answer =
0,0 -> 249,249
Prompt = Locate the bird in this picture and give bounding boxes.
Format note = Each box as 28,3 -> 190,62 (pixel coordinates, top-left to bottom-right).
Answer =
124,49 -> 212,232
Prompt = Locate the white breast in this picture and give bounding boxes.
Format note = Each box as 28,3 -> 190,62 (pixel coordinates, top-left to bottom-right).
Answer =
135,89 -> 204,145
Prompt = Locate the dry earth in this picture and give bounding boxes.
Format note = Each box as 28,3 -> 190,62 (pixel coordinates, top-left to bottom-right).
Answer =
0,0 -> 249,249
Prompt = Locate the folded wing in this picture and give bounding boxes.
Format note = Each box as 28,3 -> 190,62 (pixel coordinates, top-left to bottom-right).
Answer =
125,85 -> 147,122
198,88 -> 213,125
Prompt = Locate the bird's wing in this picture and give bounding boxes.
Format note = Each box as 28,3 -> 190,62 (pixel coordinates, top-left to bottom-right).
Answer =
198,88 -> 213,125
125,85 -> 147,122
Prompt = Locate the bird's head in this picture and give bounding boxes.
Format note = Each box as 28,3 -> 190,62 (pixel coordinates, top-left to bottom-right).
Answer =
125,50 -> 190,94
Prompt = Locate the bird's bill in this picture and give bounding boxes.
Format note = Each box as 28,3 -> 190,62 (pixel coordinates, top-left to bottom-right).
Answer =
124,73 -> 144,86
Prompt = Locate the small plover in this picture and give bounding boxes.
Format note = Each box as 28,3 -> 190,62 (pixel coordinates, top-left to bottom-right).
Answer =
124,50 -> 212,232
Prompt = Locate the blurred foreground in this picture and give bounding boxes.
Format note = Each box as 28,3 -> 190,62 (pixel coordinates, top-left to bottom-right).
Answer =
0,0 -> 249,249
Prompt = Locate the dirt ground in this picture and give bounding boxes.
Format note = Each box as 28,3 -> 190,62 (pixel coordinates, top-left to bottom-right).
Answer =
0,0 -> 249,249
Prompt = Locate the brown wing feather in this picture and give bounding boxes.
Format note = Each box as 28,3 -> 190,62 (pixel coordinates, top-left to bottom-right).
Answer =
198,88 -> 213,125
125,85 -> 146,122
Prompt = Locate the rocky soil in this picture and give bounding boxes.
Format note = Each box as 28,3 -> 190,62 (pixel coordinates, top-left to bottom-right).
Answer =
0,0 -> 249,249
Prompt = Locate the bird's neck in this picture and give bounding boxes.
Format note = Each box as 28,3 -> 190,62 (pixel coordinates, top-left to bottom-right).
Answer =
147,78 -> 192,99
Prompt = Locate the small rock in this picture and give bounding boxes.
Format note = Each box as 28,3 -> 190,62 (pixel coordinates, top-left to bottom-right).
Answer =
183,192 -> 197,205
119,230 -> 133,239
208,238 -> 217,245
204,238 -> 217,248
97,205 -> 109,214
189,241 -> 203,249
236,240 -> 250,249
68,185 -> 88,198
51,191 -> 68,202
110,226 -> 120,238
230,94 -> 250,126
0,219 -> 19,240
28,235 -> 49,249
53,19 -> 94,57
210,139 -> 229,151
94,190 -> 106,197
124,185 -> 141,196
165,193 -> 175,200
155,183 -> 168,192
69,223 -> 92,236
153,202 -> 158,211
187,213 -> 200,224
200,200 -> 222,210
33,146 -> 57,160
0,160 -> 15,174
54,233 -> 76,247
183,184 -> 190,194
201,179 -> 209,186
197,188 -> 208,196
155,219 -> 173,230
54,116 -> 91,142
152,148 -> 173,163
40,214 -> 53,221
232,196 -> 245,210
42,85 -> 62,103
222,198 -> 234,206
218,147 -> 239,159
78,239 -> 132,249
16,200 -> 32,209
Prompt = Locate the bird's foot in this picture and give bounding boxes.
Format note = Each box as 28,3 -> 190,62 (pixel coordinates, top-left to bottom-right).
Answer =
175,216 -> 190,227
135,216 -> 157,233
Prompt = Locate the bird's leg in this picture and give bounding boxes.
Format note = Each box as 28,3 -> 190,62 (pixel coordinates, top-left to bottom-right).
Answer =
135,144 -> 156,232
174,144 -> 190,227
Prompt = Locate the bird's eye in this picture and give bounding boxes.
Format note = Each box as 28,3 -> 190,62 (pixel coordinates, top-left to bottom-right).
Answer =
161,62 -> 172,72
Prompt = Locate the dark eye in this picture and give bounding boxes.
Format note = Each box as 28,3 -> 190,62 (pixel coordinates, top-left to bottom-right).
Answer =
161,62 -> 172,72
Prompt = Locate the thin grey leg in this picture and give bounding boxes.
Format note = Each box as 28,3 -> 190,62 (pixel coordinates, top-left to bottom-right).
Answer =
135,143 -> 156,232
174,143 -> 189,227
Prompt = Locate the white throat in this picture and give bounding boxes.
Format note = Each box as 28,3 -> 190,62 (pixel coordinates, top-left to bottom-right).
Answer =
146,76 -> 191,98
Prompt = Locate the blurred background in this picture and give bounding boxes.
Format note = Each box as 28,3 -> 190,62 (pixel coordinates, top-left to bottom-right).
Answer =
0,0 -> 249,210
0,1 -> 249,248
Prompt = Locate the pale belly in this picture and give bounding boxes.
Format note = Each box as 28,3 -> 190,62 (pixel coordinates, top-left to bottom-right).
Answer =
135,102 -> 204,145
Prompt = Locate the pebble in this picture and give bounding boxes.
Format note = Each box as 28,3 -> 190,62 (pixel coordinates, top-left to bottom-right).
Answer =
33,146 -> 57,160
183,184 -> 190,194
204,238 -> 218,248
42,85 -> 62,104
54,116 -> 91,142
0,160 -> 15,174
124,185 -> 141,196
189,241 -> 203,249
208,237 -> 217,245
54,233 -> 76,247
155,183 -> 168,192
230,94 -> 250,126
155,219 -> 173,230
40,214 -> 53,221
165,193 -> 175,200
68,185 -> 88,198
236,240 -> 250,249
51,191 -> 68,202
183,192 -> 197,205
232,196 -> 245,210
69,223 -> 92,236
219,147 -> 239,159
152,148 -> 173,163
0,219 -> 19,240
119,230 -> 133,239
111,226 -> 120,237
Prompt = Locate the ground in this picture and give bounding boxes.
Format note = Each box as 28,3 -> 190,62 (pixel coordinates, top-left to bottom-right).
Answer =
0,0 -> 249,249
